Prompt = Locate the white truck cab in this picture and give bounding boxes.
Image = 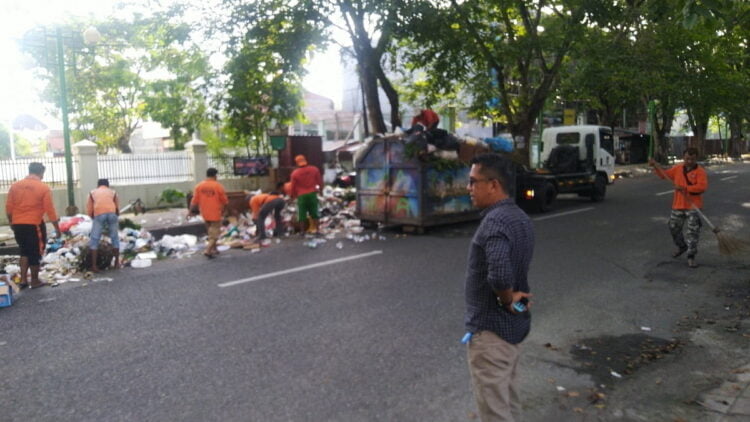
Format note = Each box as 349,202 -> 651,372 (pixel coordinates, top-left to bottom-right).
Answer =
540,125 -> 616,183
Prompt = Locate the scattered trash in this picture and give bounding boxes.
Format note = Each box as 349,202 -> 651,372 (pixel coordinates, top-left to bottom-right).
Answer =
556,386 -> 566,392
336,242 -> 343,249
640,326 -> 652,332
136,251 -> 158,260
130,258 -> 152,268
610,371 -> 622,378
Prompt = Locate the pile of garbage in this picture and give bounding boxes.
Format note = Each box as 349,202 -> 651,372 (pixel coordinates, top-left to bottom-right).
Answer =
207,185 -> 374,251
0,183 -> 379,286
352,109 -> 513,169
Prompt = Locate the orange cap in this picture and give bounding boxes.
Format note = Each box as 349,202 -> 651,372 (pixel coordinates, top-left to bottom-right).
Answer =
294,155 -> 307,166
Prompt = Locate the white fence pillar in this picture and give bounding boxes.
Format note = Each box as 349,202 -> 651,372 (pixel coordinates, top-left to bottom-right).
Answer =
74,140 -> 98,211
186,138 -> 208,184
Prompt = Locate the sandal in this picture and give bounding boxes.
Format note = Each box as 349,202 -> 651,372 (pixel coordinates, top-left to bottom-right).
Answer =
687,258 -> 698,268
29,282 -> 49,289
672,247 -> 688,258
203,252 -> 215,259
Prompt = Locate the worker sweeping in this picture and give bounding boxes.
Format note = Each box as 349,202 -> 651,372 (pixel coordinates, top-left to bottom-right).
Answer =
648,148 -> 707,268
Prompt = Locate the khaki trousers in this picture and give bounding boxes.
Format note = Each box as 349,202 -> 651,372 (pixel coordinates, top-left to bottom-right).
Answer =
467,330 -> 522,422
205,221 -> 221,253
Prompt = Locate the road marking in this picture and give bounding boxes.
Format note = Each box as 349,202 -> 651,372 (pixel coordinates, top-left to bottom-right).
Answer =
720,175 -> 738,181
656,190 -> 674,196
217,250 -> 384,288
533,207 -> 594,221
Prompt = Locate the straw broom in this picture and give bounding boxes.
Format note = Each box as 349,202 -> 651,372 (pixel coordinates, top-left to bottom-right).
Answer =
652,165 -> 748,256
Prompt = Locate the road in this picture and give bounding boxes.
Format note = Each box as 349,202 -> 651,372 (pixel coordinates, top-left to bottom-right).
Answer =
2,162 -> 749,421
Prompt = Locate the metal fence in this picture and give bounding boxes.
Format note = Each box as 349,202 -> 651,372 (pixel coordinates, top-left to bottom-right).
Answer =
208,154 -> 243,179
98,151 -> 192,185
0,156 -> 78,191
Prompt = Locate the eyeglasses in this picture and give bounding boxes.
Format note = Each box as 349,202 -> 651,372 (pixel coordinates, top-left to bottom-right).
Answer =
468,178 -> 495,187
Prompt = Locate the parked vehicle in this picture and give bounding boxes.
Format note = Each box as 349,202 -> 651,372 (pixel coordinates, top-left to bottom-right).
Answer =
517,125 -> 615,212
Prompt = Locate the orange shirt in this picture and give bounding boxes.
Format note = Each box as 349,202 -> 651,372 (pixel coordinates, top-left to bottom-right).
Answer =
6,175 -> 59,225
87,186 -> 119,217
249,193 -> 281,219
290,165 -> 322,198
657,163 -> 708,209
190,178 -> 228,222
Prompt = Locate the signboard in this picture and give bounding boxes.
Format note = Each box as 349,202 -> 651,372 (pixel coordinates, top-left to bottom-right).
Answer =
270,135 -> 286,151
563,108 -> 576,125
233,156 -> 271,176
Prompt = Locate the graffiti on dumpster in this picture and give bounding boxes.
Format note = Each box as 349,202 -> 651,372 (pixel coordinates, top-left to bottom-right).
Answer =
424,167 -> 473,216
360,168 -> 388,191
390,169 -> 418,195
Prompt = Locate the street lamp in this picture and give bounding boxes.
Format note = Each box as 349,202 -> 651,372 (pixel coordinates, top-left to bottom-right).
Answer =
51,26 -> 100,215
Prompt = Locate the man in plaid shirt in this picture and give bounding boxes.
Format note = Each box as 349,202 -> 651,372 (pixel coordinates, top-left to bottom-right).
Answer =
464,153 -> 535,422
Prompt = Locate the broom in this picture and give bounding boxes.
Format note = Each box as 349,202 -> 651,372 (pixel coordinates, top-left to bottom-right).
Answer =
652,164 -> 748,256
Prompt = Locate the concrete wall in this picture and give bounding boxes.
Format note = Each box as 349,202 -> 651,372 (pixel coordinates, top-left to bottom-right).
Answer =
0,139 -> 272,225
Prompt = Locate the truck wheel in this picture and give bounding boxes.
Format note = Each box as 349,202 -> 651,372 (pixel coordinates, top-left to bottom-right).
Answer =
590,174 -> 607,202
535,183 -> 556,212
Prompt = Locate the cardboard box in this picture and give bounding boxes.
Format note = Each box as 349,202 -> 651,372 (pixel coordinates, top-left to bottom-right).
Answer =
0,282 -> 13,308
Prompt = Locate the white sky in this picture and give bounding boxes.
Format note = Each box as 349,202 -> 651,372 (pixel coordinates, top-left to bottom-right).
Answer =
0,0 -> 343,126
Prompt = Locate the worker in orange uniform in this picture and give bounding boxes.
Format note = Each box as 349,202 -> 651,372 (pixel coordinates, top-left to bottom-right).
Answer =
649,147 -> 708,268
86,178 -> 121,272
189,168 -> 228,258
5,162 -> 61,289
248,182 -> 286,240
289,155 -> 322,234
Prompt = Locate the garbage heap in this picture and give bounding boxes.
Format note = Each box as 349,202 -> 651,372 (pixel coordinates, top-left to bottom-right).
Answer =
0,215 -> 203,286
0,182 -> 386,285
213,185 -> 374,250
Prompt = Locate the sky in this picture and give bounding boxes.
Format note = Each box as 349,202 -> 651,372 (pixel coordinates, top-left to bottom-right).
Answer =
0,0 -> 343,127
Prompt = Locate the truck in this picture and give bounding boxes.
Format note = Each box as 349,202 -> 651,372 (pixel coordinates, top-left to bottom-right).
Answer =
517,125 -> 615,212
355,125 -> 615,230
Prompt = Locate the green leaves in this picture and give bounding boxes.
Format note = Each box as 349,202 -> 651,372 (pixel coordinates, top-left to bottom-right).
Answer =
21,8 -> 213,153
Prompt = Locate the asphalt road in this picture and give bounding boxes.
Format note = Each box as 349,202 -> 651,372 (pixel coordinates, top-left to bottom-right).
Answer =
2,162 -> 749,421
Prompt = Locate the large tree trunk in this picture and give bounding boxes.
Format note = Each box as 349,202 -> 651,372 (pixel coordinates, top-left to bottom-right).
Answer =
508,115 -> 534,168
686,108 -> 709,158
117,135 -> 132,153
359,64 -> 387,134
374,64 -> 401,130
729,114 -> 743,158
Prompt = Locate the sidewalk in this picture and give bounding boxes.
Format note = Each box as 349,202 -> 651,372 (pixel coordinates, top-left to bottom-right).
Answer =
697,363 -> 750,420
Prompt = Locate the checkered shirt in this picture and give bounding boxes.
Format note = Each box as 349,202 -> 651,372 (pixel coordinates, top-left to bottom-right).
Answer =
464,198 -> 535,344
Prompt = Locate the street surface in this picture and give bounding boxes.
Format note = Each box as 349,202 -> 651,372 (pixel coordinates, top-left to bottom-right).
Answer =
2,162 -> 749,421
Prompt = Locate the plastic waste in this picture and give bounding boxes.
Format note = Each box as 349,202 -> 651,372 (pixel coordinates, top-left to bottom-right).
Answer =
136,251 -> 158,260
70,221 -> 93,236
484,135 -> 514,152
130,258 -> 152,268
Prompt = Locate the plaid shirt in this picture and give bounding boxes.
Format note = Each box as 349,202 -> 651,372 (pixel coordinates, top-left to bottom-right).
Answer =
464,198 -> 535,344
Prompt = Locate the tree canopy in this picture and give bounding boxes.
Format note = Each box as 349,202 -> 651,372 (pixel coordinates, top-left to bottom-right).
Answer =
21,5 -> 213,152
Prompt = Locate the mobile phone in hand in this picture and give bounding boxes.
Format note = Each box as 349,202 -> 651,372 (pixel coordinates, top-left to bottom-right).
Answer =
512,297 -> 529,313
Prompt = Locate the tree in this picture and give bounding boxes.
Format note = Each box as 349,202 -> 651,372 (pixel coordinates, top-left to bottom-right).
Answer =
402,0 -> 588,166
21,5 -> 213,153
219,0 -> 406,137
0,124 -> 11,159
143,46 -> 213,150
223,39 -> 305,155
680,0 -> 750,156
